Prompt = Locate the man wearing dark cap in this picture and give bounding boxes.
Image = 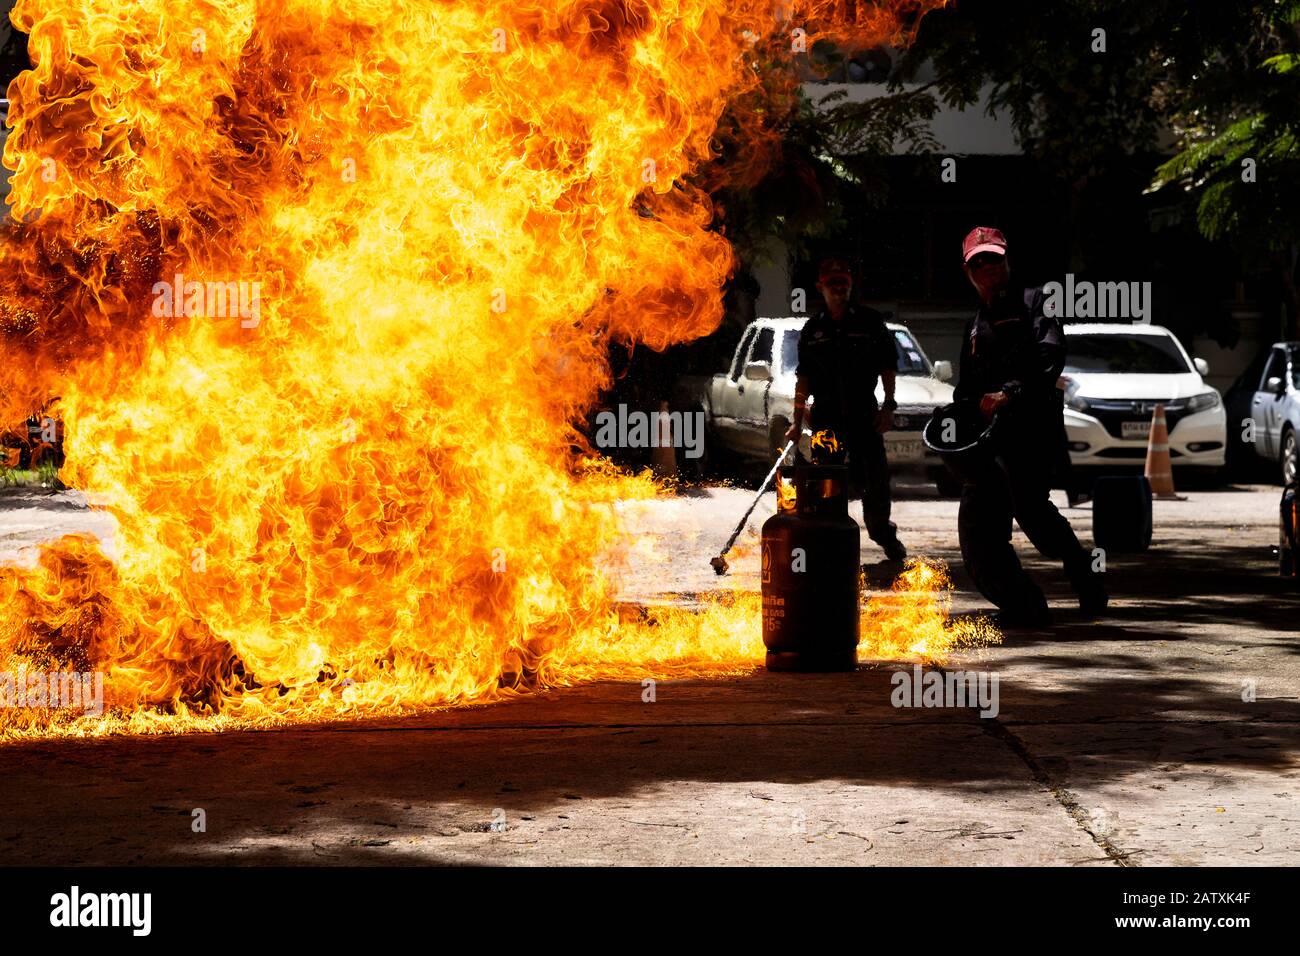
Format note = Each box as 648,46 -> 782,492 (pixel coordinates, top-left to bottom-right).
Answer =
953,227 -> 1107,627
785,257 -> 907,562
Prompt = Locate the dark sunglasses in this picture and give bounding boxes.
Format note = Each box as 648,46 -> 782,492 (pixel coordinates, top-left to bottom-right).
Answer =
968,253 -> 1006,269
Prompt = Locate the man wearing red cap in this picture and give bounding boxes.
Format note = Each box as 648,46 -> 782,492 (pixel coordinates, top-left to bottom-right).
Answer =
785,256 -> 907,562
952,227 -> 1107,627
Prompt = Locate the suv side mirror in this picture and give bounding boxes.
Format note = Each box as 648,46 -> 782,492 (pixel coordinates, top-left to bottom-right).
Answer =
932,360 -> 952,382
1266,375 -> 1285,396
1193,357 -> 1209,376
743,361 -> 772,382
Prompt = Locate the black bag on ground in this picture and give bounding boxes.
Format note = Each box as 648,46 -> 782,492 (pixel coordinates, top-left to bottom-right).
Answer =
1092,476 -> 1153,553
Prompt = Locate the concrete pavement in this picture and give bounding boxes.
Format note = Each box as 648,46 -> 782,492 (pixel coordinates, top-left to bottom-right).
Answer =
0,481 -> 1297,865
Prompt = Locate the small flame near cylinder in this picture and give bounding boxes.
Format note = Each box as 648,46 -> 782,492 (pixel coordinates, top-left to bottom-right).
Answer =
810,429 -> 841,461
776,473 -> 797,512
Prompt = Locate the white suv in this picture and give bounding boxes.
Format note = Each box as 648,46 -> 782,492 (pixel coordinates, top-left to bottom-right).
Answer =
702,317 -> 958,492
1060,324 -> 1227,473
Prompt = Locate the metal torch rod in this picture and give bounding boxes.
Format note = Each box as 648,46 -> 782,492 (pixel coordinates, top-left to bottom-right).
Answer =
712,439 -> 795,564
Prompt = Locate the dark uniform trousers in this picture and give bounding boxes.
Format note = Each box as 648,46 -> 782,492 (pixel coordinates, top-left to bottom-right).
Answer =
811,414 -> 898,548
958,418 -> 1091,614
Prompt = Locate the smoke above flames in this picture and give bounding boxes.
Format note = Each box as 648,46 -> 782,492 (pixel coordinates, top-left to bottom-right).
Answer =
0,0 -> 950,735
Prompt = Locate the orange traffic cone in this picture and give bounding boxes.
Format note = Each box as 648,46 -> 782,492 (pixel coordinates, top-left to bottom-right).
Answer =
1144,403 -> 1185,500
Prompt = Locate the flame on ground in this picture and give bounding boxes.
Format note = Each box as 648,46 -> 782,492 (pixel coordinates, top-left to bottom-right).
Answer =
0,0 -> 954,739
859,558 -> 999,662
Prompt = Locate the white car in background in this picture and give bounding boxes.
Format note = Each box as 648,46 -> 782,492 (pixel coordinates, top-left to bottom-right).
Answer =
699,316 -> 959,493
1246,342 -> 1299,485
1060,323 -> 1227,475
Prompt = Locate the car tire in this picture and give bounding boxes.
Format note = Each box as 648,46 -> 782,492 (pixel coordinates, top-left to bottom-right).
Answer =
1282,427 -> 1298,487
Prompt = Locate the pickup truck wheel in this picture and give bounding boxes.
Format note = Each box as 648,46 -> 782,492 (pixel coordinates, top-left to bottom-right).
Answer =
1282,427 -> 1297,487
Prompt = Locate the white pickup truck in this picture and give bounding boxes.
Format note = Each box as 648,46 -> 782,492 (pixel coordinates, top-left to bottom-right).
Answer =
697,316 -> 959,494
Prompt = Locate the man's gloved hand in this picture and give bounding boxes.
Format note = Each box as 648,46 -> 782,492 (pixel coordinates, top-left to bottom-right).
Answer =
980,391 -> 1009,419
784,420 -> 802,444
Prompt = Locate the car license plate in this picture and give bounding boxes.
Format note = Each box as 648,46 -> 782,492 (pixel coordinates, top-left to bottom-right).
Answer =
888,439 -> 925,462
1121,420 -> 1150,440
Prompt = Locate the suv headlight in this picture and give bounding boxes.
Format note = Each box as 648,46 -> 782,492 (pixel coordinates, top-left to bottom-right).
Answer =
1066,394 -> 1091,413
1186,390 -> 1221,413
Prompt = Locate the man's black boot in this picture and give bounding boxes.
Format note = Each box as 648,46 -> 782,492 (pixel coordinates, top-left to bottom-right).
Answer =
1067,558 -> 1109,618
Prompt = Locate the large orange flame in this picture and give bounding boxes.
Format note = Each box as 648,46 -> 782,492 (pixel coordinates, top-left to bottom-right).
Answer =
0,0 -> 956,738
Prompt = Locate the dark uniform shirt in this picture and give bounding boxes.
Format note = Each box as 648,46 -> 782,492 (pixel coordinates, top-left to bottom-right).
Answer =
954,286 -> 1067,434
796,304 -> 897,429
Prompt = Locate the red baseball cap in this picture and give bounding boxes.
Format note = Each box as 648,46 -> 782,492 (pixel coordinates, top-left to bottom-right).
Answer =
962,226 -> 1008,263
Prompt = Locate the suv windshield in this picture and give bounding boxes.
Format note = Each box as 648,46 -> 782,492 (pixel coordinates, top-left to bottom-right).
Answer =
1064,334 -> 1191,375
